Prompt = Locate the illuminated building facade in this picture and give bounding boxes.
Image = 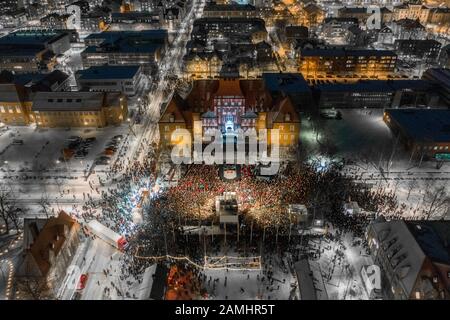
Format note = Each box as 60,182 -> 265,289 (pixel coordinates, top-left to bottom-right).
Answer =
0,83 -> 32,125
183,52 -> 223,78
298,48 -> 397,77
392,2 -> 430,25
298,3 -> 325,28
159,78 -> 301,150
30,91 -> 128,128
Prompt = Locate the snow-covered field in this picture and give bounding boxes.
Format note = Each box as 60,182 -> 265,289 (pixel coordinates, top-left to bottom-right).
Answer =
301,109 -> 450,220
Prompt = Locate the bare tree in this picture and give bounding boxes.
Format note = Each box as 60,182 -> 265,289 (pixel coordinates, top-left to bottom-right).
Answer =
422,183 -> 450,220
0,183 -> 21,234
16,277 -> 53,300
406,179 -> 418,201
38,193 -> 51,219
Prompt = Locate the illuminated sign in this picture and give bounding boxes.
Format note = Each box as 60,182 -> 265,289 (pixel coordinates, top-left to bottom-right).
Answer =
436,153 -> 450,161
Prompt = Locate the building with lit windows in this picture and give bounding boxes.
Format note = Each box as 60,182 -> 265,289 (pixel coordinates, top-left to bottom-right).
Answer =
183,51 -> 223,78
75,65 -> 144,96
391,18 -> 426,40
0,30 -> 72,55
394,39 -> 442,61
81,30 -> 168,74
183,41 -> 276,79
191,17 -> 268,44
0,8 -> 27,28
40,13 -> 74,29
202,3 -> 258,18
297,3 -> 325,28
338,6 -> 393,25
314,80 -> 436,109
427,7 -> 450,25
0,30 -> 72,73
109,11 -> 163,30
0,70 -> 70,125
366,219 -> 450,300
159,78 -> 301,151
16,211 -> 81,297
383,109 -> 450,159
0,82 -> 32,125
392,1 -> 430,25
0,0 -> 24,14
80,7 -> 111,32
297,48 -> 397,77
30,91 -> 128,128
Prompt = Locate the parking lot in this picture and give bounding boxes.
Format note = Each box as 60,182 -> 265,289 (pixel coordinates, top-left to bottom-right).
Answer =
0,125 -> 130,174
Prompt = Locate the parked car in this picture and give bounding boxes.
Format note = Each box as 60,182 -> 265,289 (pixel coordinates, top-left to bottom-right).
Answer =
12,139 -> 24,145
320,110 -> 342,119
67,136 -> 81,142
76,274 -> 88,291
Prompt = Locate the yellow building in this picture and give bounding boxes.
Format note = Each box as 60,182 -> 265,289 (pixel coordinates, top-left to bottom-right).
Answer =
31,91 -> 127,128
392,3 -> 430,25
0,83 -> 33,125
159,79 -> 300,151
183,53 -> 223,79
427,7 -> 450,27
299,3 -> 325,28
298,48 -> 397,78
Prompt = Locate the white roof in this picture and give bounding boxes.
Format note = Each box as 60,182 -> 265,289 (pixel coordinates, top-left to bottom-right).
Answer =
370,220 -> 426,297
87,220 -> 122,243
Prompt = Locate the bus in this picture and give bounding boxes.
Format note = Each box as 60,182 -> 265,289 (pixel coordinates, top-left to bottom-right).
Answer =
86,220 -> 127,250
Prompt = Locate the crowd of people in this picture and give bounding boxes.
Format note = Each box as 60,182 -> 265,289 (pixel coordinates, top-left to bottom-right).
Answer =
162,161 -> 402,238
61,143 -> 417,300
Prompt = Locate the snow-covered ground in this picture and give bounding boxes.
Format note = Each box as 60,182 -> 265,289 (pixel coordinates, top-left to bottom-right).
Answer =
309,231 -> 372,300
301,109 -> 450,219
58,238 -> 145,300
202,266 -> 297,300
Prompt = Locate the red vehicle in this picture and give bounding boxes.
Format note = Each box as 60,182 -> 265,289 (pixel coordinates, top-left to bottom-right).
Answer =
76,274 -> 88,291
